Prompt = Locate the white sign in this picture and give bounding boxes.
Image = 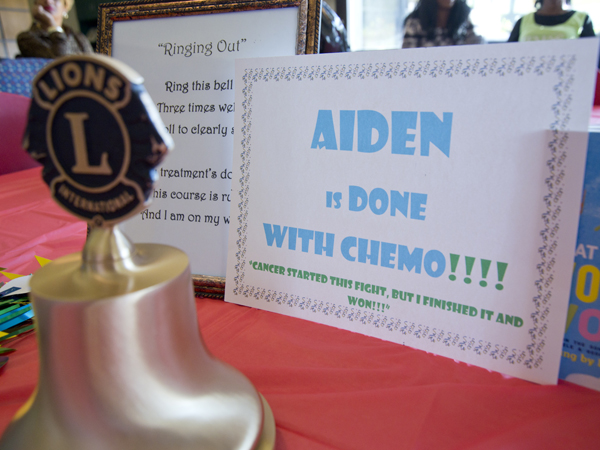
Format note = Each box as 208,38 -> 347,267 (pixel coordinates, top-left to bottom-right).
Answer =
111,8 -> 300,276
226,38 -> 600,384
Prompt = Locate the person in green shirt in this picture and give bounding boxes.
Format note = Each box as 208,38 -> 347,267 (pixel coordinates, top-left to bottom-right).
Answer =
508,0 -> 595,42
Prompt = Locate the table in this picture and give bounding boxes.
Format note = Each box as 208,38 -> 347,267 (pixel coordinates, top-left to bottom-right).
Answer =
2,167 -> 600,450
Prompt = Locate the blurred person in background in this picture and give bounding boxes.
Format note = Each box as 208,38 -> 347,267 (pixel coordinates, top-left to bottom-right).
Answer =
508,0 -> 595,42
402,0 -> 484,48
320,2 -> 350,53
17,0 -> 93,58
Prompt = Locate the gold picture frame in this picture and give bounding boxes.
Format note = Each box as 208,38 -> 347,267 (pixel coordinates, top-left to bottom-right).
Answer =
96,1 -> 321,297
97,0 -> 321,56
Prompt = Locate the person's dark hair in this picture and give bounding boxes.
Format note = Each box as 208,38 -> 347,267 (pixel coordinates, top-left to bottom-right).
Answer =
405,0 -> 472,41
535,0 -> 571,7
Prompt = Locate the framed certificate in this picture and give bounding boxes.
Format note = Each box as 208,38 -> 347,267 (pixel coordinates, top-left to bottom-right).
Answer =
97,0 -> 321,295
97,0 -> 321,56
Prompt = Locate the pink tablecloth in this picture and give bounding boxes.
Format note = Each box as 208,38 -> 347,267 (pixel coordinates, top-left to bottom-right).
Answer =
2,168 -> 600,450
0,167 -> 85,275
591,105 -> 600,127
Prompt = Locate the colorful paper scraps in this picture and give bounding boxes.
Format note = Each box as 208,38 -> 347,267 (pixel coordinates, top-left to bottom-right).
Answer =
0,256 -> 53,366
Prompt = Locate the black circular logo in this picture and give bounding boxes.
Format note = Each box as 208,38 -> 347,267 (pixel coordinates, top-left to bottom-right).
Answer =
26,55 -> 172,226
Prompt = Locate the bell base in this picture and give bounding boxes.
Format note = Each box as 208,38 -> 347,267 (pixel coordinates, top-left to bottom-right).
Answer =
255,395 -> 276,450
0,242 -> 273,450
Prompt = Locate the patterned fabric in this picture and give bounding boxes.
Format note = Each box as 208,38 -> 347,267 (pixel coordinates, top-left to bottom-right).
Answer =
402,17 -> 484,48
0,58 -> 51,97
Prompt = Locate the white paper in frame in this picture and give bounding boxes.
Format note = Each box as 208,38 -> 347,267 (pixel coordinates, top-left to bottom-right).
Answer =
96,0 -> 321,293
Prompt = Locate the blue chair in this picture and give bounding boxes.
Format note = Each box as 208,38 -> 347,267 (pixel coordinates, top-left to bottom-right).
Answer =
0,57 -> 51,98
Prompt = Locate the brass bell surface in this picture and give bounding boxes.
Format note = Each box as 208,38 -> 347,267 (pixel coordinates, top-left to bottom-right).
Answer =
0,227 -> 275,450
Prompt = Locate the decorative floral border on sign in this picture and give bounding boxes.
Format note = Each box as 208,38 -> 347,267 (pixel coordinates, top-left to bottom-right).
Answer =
233,54 -> 576,370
